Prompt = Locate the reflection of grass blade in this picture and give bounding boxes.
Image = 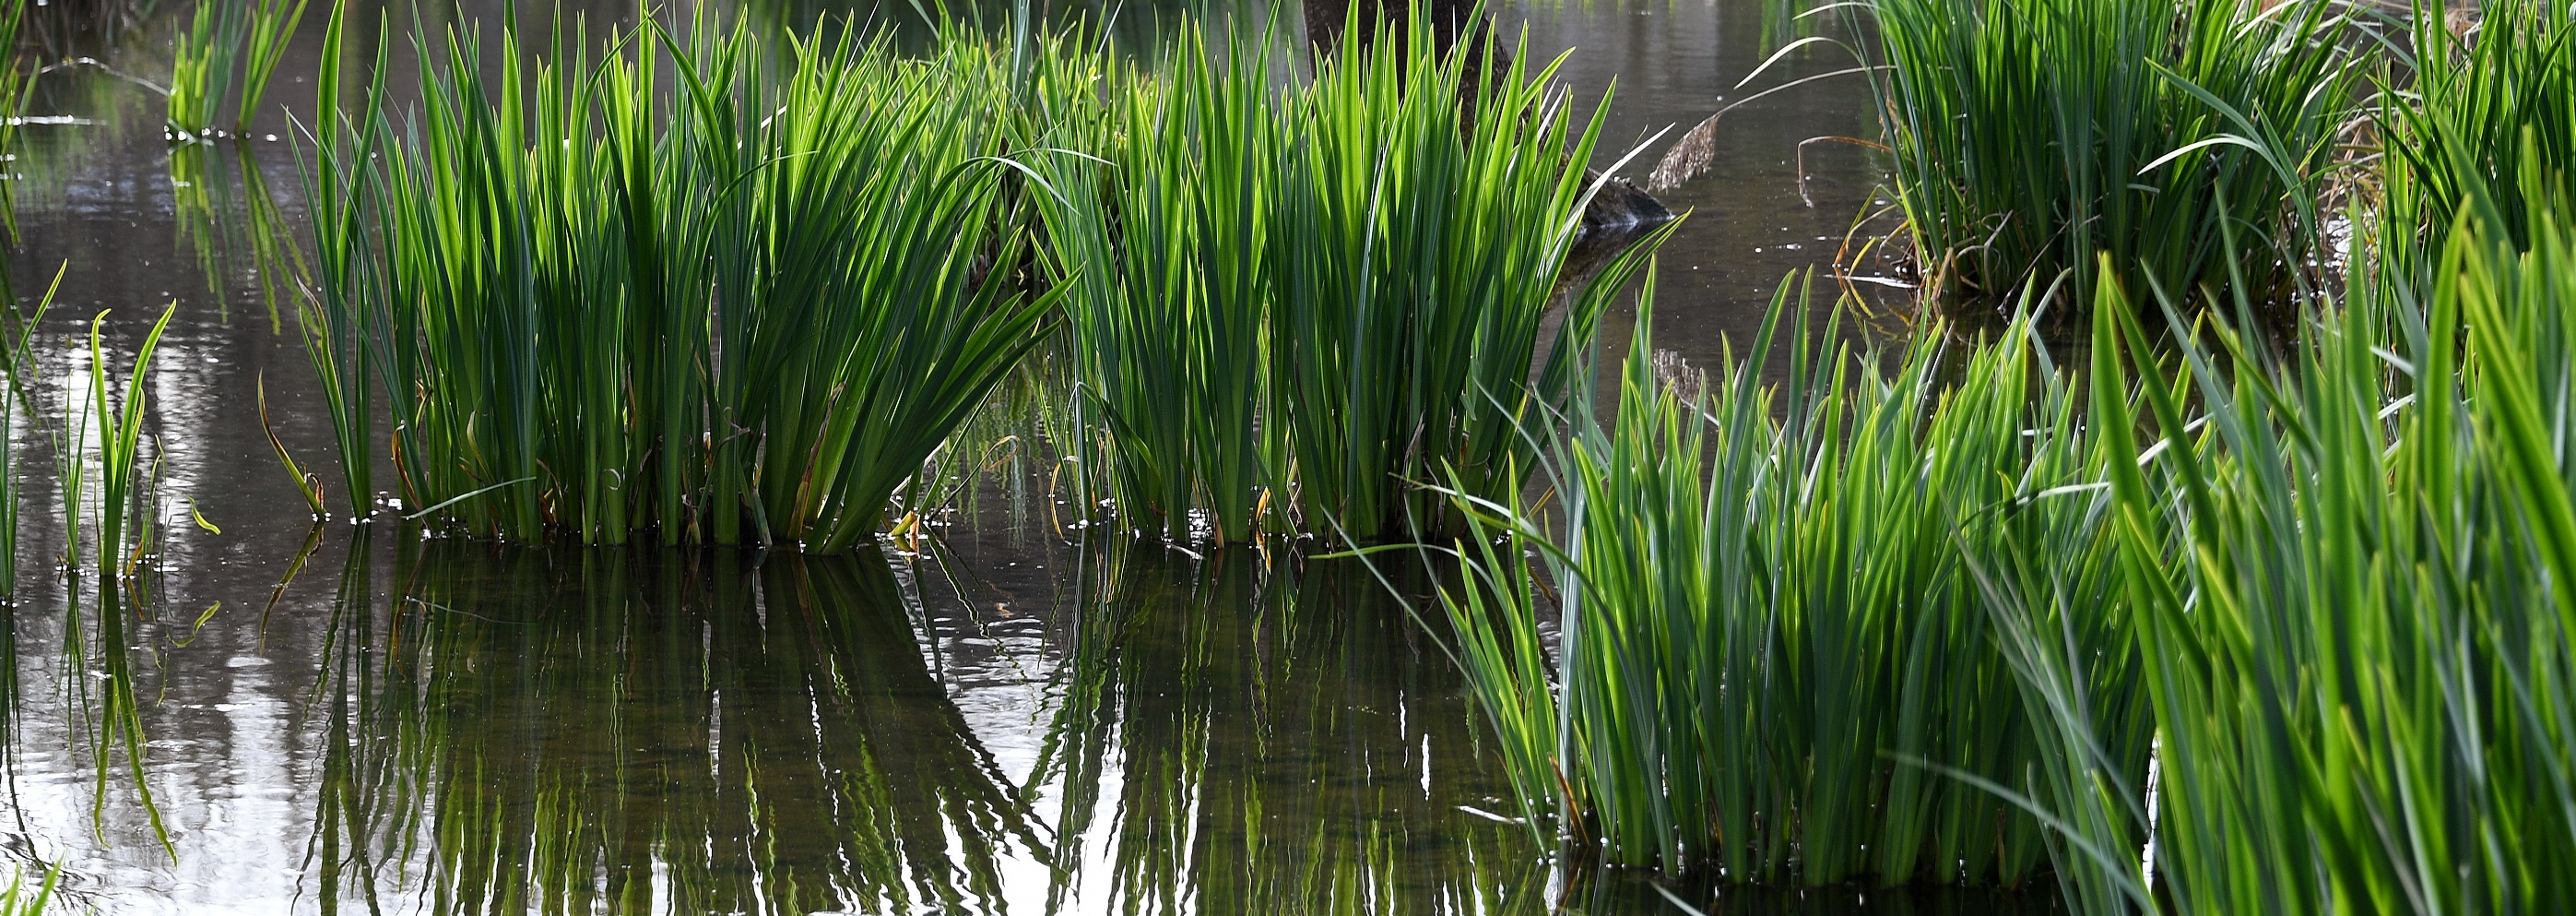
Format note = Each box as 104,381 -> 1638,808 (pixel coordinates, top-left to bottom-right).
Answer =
0,264 -> 59,599
1036,541 -> 1544,910
308,541 -> 1050,913
87,304 -> 175,581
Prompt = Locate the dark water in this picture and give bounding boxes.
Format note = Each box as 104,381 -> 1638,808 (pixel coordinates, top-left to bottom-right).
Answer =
0,1 -> 2029,912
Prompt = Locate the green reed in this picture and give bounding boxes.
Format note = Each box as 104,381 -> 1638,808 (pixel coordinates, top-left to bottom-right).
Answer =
1990,198 -> 2576,916
0,868 -> 58,916
301,8 -> 1058,549
0,266 -> 56,600
2369,0 -> 2575,296
77,306 -> 175,581
1858,0 -> 2357,311
1274,16 -> 1664,541
1036,12 -> 1668,544
1032,31 -> 1279,543
168,0 -> 305,137
1430,270 -> 2092,885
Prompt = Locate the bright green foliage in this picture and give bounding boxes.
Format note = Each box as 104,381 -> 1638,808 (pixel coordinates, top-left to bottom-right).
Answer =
2022,206 -> 2576,915
168,0 -> 308,137
0,867 -> 59,916
1862,0 -> 2357,310
1273,22 -> 1660,541
1434,272 -> 2097,885
77,305 -> 176,582
2371,0 -> 2576,294
1036,17 -> 1664,544
301,10 -> 1058,550
1033,35 -> 1280,543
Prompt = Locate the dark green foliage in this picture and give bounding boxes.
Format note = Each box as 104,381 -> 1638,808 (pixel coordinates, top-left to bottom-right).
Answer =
1862,0 -> 2357,311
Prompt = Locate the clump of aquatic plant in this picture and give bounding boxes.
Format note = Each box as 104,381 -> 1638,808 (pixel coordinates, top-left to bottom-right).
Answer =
301,8 -> 1058,549
1993,201 -> 2576,916
1272,16 -> 1663,541
64,305 -> 177,582
167,0 -> 307,138
34,303 -> 183,857
2369,0 -> 2576,295
1037,13 -> 1668,544
1428,270 -> 2102,885
1857,0 -> 2358,313
1032,32 -> 1279,544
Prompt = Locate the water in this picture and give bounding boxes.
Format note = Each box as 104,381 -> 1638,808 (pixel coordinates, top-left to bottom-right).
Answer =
0,1 -> 2045,912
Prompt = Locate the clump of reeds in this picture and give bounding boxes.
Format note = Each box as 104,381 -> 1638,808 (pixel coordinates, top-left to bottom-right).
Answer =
1035,13 -> 1668,544
301,8 -> 1058,549
2369,0 -> 2575,294
1861,0 -> 2358,313
61,305 -> 177,583
1429,270 -> 2109,885
166,0 -> 308,139
1989,200 -> 2576,916
1446,209 -> 2576,908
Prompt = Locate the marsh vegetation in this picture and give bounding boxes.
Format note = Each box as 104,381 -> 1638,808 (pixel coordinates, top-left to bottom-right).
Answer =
0,0 -> 2567,911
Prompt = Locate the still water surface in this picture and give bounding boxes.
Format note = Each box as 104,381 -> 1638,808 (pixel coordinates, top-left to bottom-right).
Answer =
0,1 -> 2047,912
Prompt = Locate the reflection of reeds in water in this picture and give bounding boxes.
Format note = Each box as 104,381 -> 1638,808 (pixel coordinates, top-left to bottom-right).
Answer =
1032,543 -> 1542,913
1861,0 -> 2356,313
307,539 -> 1047,914
169,144 -> 310,329
0,265 -> 182,861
